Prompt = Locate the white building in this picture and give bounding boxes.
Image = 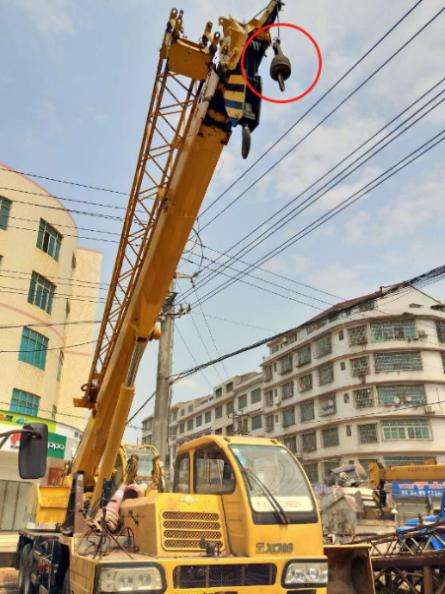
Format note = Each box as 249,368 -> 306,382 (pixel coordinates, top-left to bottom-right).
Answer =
142,285 -> 445,484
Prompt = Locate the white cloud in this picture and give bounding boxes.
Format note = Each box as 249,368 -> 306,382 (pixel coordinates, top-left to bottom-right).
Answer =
16,0 -> 74,34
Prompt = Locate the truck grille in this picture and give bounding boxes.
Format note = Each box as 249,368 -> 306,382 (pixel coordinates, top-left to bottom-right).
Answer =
161,511 -> 223,551
173,564 -> 277,588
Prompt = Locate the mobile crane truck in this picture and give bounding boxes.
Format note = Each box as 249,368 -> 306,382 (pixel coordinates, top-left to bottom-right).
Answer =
1,3 -> 375,593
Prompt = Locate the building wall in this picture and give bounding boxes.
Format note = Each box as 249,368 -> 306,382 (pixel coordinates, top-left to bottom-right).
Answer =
0,164 -> 102,436
142,286 -> 445,484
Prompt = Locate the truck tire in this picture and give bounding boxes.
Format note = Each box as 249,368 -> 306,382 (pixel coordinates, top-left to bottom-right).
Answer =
18,543 -> 33,594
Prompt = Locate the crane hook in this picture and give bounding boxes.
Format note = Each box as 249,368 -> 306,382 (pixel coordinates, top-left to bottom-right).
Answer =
270,38 -> 291,92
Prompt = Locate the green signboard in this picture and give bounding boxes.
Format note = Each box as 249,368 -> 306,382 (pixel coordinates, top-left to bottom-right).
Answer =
47,432 -> 67,459
0,409 -> 56,433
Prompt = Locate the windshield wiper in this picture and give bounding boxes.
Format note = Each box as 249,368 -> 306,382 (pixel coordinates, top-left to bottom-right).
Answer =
241,467 -> 289,524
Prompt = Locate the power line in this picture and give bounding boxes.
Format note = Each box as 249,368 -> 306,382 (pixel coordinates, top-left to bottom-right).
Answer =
182,87 -> 444,303
193,130 -> 445,307
0,284 -> 106,303
9,214 -> 121,237
198,0 -> 426,223
0,185 -> 127,210
126,391 -> 156,425
0,339 -> 96,354
0,166 -> 128,196
175,325 -> 214,390
0,319 -> 100,330
181,78 -> 444,301
7,223 -> 120,244
0,271 -> 109,292
189,311 -> 225,383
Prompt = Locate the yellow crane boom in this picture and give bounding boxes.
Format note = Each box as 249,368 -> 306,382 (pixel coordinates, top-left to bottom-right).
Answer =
71,2 -> 283,506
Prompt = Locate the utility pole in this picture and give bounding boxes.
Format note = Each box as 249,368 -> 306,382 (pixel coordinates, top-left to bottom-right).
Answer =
151,291 -> 175,467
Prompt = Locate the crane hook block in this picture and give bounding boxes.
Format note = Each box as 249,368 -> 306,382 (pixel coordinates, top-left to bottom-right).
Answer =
270,38 -> 291,92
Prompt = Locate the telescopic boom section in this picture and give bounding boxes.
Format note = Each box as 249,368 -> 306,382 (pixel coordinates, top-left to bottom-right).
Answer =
71,2 -> 282,497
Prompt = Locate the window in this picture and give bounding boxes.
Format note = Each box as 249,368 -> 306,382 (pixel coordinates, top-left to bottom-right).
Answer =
215,405 -> 223,419
36,219 -> 62,260
188,405 -> 193,413
384,455 -> 436,467
377,384 -> 426,406
226,400 -> 234,415
0,197 -> 11,230
238,393 -> 247,409
19,327 -> 48,369
358,423 -> 378,444
57,350 -> 64,381
344,393 -> 350,403
28,271 -> 56,314
237,417 -> 249,434
284,435 -> 297,453
303,462 -> 319,483
196,414 -> 202,427
340,361 -> 346,370
298,373 -> 312,392
302,431 -> 316,452
10,388 -> 40,416
205,411 -> 212,423
279,353 -> 293,374
358,301 -> 375,312
322,427 -> 339,448
338,330 -> 344,341
215,387 -> 222,398
281,381 -> 294,400
436,321 -> 445,343
187,419 -> 193,431
174,454 -> 190,493
297,344 -> 311,366
251,414 -> 262,430
350,355 -> 369,376
180,408 -> 185,417
318,363 -> 334,385
346,425 -> 352,436
314,334 -> 332,358
300,400 -> 315,422
251,388 -> 261,404
348,325 -> 367,346
282,406 -> 295,428
324,459 -> 341,478
226,382 -> 234,393
226,424 -> 234,436
371,319 -> 416,342
179,422 -> 185,433
319,394 -> 336,416
382,420 -> 432,441
265,414 -> 274,432
442,352 -> 445,373
195,446 -> 235,494
374,351 -> 422,372
264,365 -> 273,381
353,388 -> 374,409
264,390 -> 274,406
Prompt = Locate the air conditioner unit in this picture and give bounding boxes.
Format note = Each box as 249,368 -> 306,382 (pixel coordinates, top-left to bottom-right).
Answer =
424,404 -> 435,414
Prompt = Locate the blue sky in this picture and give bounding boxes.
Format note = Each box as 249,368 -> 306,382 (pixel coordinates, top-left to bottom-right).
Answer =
1,0 -> 444,441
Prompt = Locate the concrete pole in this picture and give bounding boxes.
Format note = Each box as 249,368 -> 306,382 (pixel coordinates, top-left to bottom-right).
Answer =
151,299 -> 174,467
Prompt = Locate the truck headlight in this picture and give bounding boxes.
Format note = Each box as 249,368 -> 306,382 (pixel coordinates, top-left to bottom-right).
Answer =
283,560 -> 328,587
96,564 -> 165,593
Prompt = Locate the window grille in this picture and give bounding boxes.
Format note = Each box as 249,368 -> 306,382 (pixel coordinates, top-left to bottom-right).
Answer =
215,405 -> 223,419
215,387 -> 222,398
377,384 -> 426,406
205,411 -> 212,423
322,427 -> 339,448
265,414 -> 274,432
282,406 -> 295,428
282,381 -> 294,399
226,382 -> 234,392
303,462 -> 319,483
28,271 -> 56,314
251,414 -> 262,430
353,388 -> 374,409
251,388 -> 262,404
323,458 -> 341,477
226,400 -> 234,414
298,373 -> 313,392
348,325 -> 367,346
350,356 -> 370,376
264,390 -> 274,406
319,394 -> 336,416
0,197 -> 12,230
19,328 -> 48,370
436,321 -> 445,343
36,219 -> 62,260
314,334 -> 332,358
238,394 -> 247,409
284,435 -> 297,453
384,455 -> 437,466
371,319 -> 416,341
374,351 -> 422,372
196,415 -> 202,427
302,431 -> 316,452
300,400 -> 315,422
358,423 -> 378,443
279,353 -> 293,374
187,419 -> 193,430
263,366 -> 273,381
297,343 -> 311,366
318,363 -> 334,385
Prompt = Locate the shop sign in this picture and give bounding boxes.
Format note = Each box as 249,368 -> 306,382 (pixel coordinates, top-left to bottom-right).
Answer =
392,480 -> 445,498
47,433 -> 66,459
0,410 -> 56,432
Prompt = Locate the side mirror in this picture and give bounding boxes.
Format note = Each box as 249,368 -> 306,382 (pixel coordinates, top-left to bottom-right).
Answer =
19,423 -> 48,479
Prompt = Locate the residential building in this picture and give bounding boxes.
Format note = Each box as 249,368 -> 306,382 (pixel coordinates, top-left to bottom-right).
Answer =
0,164 -> 102,519
142,285 -> 445,486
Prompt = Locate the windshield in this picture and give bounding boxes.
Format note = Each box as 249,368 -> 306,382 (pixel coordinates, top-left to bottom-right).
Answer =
230,444 -> 315,515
